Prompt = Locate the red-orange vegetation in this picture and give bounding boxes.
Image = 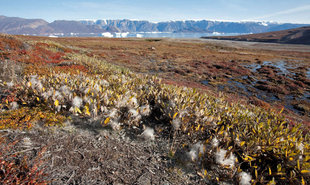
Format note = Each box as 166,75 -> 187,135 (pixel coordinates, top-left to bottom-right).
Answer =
0,136 -> 48,184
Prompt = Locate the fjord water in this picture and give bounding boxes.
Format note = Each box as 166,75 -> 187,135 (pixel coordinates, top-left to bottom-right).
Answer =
48,32 -> 246,38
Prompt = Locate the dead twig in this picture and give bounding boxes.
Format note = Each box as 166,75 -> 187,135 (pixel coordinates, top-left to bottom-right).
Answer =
66,170 -> 75,185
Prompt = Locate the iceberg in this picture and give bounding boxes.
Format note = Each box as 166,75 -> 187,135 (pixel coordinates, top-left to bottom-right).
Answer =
101,32 -> 113,38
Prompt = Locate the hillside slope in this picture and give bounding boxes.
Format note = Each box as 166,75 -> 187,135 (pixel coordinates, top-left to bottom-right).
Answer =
0,34 -> 309,184
203,26 -> 310,45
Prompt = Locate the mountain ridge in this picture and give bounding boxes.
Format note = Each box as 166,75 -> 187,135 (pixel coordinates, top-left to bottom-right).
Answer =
0,15 -> 309,36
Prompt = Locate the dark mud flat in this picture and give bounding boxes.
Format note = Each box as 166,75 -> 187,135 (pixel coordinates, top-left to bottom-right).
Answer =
202,60 -> 310,116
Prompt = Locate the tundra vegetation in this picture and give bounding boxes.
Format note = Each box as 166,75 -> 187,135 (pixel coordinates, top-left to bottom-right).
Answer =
0,34 -> 309,184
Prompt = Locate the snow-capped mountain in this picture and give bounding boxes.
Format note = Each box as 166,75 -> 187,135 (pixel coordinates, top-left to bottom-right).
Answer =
0,15 -> 308,36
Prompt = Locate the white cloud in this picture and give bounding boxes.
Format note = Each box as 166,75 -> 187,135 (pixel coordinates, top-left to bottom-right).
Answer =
256,5 -> 310,20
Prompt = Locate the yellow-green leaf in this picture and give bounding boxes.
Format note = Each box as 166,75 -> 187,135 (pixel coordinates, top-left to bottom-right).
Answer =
104,117 -> 110,125
173,112 -> 178,119
84,105 -> 90,116
301,170 -> 310,174
75,107 -> 82,114
54,100 -> 59,107
240,141 -> 246,147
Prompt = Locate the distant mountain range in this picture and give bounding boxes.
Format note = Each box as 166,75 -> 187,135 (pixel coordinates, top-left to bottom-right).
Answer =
0,15 -> 309,36
203,26 -> 310,45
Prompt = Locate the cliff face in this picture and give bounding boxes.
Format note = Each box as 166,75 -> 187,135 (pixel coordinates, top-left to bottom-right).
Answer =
0,15 -> 309,35
84,19 -> 309,33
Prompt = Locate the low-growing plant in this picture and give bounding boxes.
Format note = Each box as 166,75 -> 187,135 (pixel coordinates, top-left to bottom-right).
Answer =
0,135 -> 48,184
0,35 -> 309,184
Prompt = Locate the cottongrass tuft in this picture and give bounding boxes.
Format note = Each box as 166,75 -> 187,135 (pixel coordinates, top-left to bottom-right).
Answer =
211,137 -> 219,147
10,101 -> 19,110
188,142 -> 205,161
7,81 -> 14,87
172,118 -> 181,130
108,108 -> 118,118
60,85 -> 71,96
215,148 -> 236,168
129,109 -> 139,118
109,120 -> 121,130
130,97 -> 138,107
139,105 -> 150,116
72,96 -> 83,108
30,76 -> 43,91
238,172 -> 252,185
142,127 -> 155,140
297,142 -> 304,154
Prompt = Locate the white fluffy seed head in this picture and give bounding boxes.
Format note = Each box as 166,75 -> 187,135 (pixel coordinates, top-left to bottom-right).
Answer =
108,108 -> 118,118
36,82 -> 43,91
130,97 -> 138,107
7,81 -> 14,87
215,149 -> 236,168
129,108 -> 139,118
10,101 -> 19,110
212,137 -> 219,147
188,142 -> 205,161
117,96 -> 128,108
101,79 -> 109,86
60,85 -> 70,96
142,127 -> 155,140
54,91 -> 63,101
172,118 -> 181,130
109,120 -> 121,130
188,150 -> 197,161
297,143 -> 304,153
238,172 -> 252,185
139,105 -> 150,116
29,76 -> 43,91
72,96 -> 83,108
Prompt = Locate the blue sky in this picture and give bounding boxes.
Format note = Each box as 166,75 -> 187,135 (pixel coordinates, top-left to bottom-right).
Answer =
1,0 -> 310,23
